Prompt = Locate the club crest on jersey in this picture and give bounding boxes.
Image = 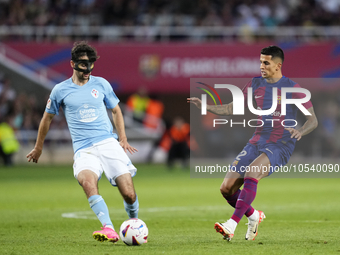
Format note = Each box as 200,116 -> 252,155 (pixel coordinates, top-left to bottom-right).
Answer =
91,89 -> 99,98
277,96 -> 281,104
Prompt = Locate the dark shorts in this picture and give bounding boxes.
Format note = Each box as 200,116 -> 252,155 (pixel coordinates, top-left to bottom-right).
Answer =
231,142 -> 295,177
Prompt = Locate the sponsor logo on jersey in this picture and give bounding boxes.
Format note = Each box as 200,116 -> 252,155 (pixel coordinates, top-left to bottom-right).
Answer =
76,104 -> 99,122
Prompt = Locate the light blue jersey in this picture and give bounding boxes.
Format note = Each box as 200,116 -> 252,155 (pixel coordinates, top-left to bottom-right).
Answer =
46,75 -> 119,152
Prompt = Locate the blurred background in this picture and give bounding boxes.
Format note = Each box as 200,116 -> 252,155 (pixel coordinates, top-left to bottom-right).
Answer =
0,0 -> 339,166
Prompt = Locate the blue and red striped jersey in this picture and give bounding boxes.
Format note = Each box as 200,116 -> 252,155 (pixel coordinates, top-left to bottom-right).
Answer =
242,76 -> 313,145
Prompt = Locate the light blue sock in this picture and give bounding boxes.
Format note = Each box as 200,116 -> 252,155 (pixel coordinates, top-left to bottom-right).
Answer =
88,195 -> 114,229
124,195 -> 139,218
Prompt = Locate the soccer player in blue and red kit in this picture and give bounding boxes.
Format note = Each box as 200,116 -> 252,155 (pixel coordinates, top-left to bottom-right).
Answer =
188,45 -> 318,241
27,41 -> 139,243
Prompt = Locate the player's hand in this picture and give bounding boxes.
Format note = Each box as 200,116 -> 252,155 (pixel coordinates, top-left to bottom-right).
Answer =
187,97 -> 202,109
119,138 -> 138,154
285,128 -> 302,141
26,148 -> 42,163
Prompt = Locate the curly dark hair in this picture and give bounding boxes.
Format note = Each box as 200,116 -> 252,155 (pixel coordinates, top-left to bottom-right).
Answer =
71,41 -> 99,62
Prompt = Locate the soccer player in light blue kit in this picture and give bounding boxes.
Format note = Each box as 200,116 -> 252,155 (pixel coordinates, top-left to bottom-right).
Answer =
27,41 -> 139,243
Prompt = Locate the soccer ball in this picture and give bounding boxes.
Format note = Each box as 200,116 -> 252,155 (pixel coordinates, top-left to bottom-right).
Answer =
119,218 -> 148,245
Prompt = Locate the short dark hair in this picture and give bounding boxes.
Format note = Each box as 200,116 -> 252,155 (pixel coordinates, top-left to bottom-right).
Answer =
261,45 -> 284,63
71,41 -> 99,62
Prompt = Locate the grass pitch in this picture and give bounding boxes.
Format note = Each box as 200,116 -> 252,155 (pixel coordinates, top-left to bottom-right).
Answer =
0,163 -> 339,255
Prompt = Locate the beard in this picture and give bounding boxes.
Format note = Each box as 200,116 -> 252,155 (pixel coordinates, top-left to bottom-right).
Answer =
77,71 -> 90,81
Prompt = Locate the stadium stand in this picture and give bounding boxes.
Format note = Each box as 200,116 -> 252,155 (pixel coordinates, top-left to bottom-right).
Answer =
0,0 -> 339,42
0,0 -> 339,165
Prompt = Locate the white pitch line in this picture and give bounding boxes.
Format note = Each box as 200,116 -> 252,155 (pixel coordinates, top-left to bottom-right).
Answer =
61,205 -> 226,219
272,220 -> 340,223
61,205 -> 340,223
61,212 -> 97,220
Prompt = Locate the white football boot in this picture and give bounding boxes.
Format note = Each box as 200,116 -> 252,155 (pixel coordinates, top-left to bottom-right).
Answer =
214,219 -> 236,241
245,210 -> 266,240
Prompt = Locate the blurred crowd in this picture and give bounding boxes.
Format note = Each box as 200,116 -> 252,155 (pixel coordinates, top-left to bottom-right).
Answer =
0,74 -> 66,133
0,0 -> 339,29
0,75 -> 41,132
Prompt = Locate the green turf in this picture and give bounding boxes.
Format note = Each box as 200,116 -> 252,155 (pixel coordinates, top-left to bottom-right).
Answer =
1,164 -> 339,255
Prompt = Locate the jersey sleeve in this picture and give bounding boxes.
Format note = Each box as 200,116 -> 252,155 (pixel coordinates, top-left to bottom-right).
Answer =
45,86 -> 61,115
102,78 -> 120,109
241,80 -> 252,107
292,83 -> 313,109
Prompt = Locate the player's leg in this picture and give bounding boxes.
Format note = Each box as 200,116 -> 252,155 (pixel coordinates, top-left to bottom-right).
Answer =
76,169 -> 119,243
220,171 -> 258,216
116,173 -> 139,219
216,171 -> 259,240
231,153 -> 269,220
167,143 -> 177,168
231,153 -> 269,240
97,138 -> 139,219
77,170 -> 99,198
215,144 -> 266,241
0,145 -> 13,166
220,171 -> 243,196
221,171 -> 254,212
178,141 -> 190,168
74,149 -> 119,243
238,142 -> 294,240
215,171 -> 243,241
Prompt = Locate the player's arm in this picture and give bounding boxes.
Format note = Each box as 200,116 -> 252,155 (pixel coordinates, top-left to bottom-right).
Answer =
111,104 -> 138,154
26,112 -> 55,163
285,107 -> 318,141
187,97 -> 233,115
